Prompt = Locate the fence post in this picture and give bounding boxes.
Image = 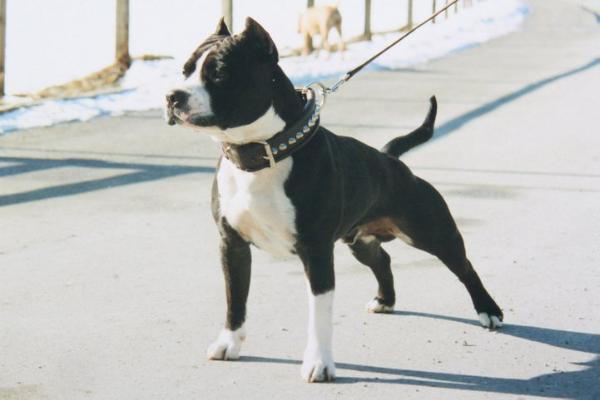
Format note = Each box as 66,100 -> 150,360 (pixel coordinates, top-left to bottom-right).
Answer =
432,0 -> 437,23
445,0 -> 449,19
455,0 -> 459,13
407,0 -> 413,29
363,0 -> 372,40
307,0 -> 314,7
116,0 -> 130,66
0,0 -> 5,97
222,0 -> 233,31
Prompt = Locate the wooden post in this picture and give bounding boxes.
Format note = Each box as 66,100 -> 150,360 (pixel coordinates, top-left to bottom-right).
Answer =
115,0 -> 130,67
0,0 -> 5,97
407,0 -> 414,29
432,0 -> 437,23
222,0 -> 233,31
445,0 -> 449,19
363,0 -> 372,40
307,0 -> 314,8
455,0 -> 459,13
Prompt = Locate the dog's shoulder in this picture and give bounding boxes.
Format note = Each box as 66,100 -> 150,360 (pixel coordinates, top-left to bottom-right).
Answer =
292,126 -> 396,170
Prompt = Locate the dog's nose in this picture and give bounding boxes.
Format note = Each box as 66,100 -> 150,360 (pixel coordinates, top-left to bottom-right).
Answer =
166,90 -> 189,106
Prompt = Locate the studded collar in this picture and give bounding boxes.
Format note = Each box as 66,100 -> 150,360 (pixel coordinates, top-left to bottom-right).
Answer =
220,88 -> 321,172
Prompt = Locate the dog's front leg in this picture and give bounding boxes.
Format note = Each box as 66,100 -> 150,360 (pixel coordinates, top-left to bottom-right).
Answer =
298,243 -> 336,382
207,220 -> 251,361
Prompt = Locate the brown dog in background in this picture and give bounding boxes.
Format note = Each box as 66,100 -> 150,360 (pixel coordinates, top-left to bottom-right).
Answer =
298,4 -> 345,55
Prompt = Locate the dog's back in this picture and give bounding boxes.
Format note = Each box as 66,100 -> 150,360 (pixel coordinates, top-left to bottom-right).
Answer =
299,5 -> 341,34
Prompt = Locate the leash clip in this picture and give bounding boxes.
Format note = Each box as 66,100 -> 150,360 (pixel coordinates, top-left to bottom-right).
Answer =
326,73 -> 350,94
303,73 -> 349,111
304,84 -> 326,109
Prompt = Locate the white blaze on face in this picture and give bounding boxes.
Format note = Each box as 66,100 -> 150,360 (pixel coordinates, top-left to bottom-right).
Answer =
185,84 -> 213,117
169,47 -> 215,125
183,46 -> 215,118
170,43 -> 286,145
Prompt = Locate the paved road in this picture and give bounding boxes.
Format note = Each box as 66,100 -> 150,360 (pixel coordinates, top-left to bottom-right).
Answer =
1,0 -> 600,399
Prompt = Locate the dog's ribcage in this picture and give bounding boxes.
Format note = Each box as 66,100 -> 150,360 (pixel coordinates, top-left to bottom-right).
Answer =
217,157 -> 297,256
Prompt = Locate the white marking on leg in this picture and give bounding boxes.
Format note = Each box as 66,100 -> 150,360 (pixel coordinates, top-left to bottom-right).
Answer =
490,315 -> 503,328
366,298 -> 394,313
478,312 -> 491,328
478,313 -> 503,329
301,285 -> 335,382
206,324 -> 246,360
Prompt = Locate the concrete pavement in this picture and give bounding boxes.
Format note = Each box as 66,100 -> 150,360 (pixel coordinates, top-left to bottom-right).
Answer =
1,0 -> 600,399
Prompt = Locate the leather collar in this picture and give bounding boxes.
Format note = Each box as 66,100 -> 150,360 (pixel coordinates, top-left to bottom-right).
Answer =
221,88 -> 321,172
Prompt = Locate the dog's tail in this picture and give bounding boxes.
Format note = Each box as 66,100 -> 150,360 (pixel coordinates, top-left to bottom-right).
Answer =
381,96 -> 437,158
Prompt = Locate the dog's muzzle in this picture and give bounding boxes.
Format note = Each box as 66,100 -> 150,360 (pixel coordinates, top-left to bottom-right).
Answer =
165,89 -> 218,127
165,90 -> 190,125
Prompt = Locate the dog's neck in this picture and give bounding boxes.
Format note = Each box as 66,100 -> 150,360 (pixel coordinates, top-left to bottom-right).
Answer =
207,65 -> 305,146
272,65 -> 305,128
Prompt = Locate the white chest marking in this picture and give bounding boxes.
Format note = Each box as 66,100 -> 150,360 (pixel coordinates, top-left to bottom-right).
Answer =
217,157 -> 297,256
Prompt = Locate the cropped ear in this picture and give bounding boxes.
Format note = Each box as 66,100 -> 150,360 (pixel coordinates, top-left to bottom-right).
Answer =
182,18 -> 231,78
244,17 -> 278,63
215,17 -> 231,36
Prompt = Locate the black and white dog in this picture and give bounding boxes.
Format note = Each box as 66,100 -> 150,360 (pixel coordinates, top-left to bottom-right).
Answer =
165,18 -> 503,382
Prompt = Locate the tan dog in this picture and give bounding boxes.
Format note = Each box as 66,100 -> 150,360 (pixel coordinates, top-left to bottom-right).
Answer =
298,4 -> 345,55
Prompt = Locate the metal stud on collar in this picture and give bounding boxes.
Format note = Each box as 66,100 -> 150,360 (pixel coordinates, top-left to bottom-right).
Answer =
260,86 -> 322,169
296,85 -> 324,141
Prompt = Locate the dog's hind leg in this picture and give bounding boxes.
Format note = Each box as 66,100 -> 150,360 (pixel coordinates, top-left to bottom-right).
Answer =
206,220 -> 251,360
320,25 -> 331,51
395,178 -> 504,329
334,23 -> 345,52
347,237 -> 395,313
297,242 -> 336,383
302,31 -> 314,55
435,243 -> 504,329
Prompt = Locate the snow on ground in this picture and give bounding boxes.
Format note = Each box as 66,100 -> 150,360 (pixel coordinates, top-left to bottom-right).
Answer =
0,0 -> 528,135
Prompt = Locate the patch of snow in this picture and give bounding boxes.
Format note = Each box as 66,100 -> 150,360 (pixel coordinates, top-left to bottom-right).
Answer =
0,0 -> 529,134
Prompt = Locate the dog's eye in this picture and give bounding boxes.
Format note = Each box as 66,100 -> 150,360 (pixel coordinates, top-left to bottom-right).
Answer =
213,68 -> 229,85
205,63 -> 229,85
203,58 -> 228,86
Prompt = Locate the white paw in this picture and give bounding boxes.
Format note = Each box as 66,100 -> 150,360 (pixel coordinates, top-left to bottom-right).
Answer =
478,312 -> 503,329
366,298 -> 394,313
301,348 -> 336,382
206,326 -> 246,360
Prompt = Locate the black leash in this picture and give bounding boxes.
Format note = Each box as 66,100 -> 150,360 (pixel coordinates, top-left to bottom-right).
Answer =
322,0 -> 460,95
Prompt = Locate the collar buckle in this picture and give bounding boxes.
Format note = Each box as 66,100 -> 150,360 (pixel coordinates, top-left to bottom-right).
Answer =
260,141 -> 277,169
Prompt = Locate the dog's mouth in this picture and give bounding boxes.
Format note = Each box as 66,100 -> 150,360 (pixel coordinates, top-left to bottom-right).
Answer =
187,114 -> 218,127
165,104 -> 217,128
165,103 -> 179,126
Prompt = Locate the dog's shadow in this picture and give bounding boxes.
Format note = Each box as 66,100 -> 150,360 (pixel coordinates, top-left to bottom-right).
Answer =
240,311 -> 600,398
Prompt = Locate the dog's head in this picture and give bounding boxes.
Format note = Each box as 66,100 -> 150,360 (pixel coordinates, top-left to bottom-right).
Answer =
165,18 -> 284,143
